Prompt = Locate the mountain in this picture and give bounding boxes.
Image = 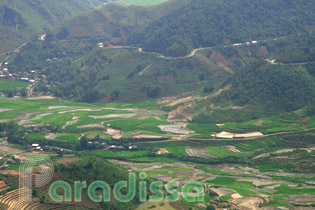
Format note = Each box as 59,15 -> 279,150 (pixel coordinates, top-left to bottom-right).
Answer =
186,34 -> 315,123
0,2 -> 315,209
0,0 -> 112,55
5,0 -> 315,113
128,0 -> 315,56
51,0 -> 190,43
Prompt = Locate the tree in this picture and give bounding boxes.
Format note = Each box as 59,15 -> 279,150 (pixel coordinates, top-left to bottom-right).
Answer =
206,205 -> 216,210
21,88 -> 27,97
7,90 -> 14,97
56,27 -> 69,40
79,136 -> 88,150
204,86 -> 214,93
146,86 -> 161,98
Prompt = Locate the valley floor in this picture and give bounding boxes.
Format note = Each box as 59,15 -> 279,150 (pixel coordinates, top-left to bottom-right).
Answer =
0,96 -> 314,209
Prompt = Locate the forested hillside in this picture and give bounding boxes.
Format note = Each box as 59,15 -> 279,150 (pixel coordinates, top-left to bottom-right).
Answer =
52,0 -> 190,42
5,0 -> 315,110
223,62 -> 315,112
8,37 -> 220,102
0,0 -> 103,54
52,158 -> 140,210
128,0 -> 315,56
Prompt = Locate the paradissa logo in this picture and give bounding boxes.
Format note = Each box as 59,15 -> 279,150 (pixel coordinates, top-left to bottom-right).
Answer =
19,156 -> 204,204
49,172 -> 205,203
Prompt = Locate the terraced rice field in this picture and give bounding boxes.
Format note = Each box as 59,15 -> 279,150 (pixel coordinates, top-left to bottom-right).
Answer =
0,97 -> 169,140
186,146 -> 216,158
206,146 -> 247,157
0,187 -> 89,210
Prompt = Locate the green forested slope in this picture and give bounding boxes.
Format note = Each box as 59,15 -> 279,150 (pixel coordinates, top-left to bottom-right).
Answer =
48,158 -> 140,210
224,62 -> 315,112
9,38 -> 222,102
5,0 -> 315,111
52,0 -> 190,42
0,0 -> 96,54
128,0 -> 315,56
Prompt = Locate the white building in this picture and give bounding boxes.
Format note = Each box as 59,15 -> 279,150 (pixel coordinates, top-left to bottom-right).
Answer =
233,43 -> 242,46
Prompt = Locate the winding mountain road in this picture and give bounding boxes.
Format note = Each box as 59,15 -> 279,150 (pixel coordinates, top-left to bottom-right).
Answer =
106,35 -> 294,60
107,44 -> 214,60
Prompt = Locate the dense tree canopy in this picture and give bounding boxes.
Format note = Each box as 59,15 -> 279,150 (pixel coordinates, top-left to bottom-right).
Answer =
224,62 -> 315,111
128,0 -> 315,56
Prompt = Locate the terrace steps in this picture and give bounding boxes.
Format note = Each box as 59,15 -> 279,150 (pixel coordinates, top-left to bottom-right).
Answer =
0,187 -> 90,210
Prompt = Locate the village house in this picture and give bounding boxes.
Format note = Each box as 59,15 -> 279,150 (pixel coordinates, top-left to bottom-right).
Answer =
233,43 -> 242,46
0,165 -> 9,170
265,57 -> 277,65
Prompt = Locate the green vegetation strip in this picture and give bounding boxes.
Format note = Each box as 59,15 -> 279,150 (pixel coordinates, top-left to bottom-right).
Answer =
206,146 -> 247,158
197,166 -> 256,177
0,79 -> 29,91
219,193 -> 233,202
161,166 -> 192,172
207,177 -> 256,197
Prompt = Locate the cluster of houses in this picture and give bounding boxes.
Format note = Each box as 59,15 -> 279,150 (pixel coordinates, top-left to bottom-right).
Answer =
0,155 -> 24,170
32,144 -> 43,151
232,40 -> 258,47
0,61 -> 42,82
32,143 -> 64,152
109,144 -> 138,150
0,62 -> 12,78
0,64 -> 50,97
98,42 -> 104,48
46,57 -> 60,63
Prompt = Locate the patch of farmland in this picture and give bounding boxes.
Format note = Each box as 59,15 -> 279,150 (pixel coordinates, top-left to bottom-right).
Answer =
45,133 -> 57,140
224,145 -> 250,155
157,148 -> 168,154
18,113 -> 53,125
59,109 -> 96,114
90,113 -> 136,119
0,112 -> 38,123
48,106 -> 77,109
210,188 -> 235,197
231,196 -> 268,210
207,146 -> 247,157
0,108 -> 12,113
224,145 -> 242,153
77,124 -> 106,129
62,116 -> 80,129
26,96 -> 56,100
186,146 -> 216,158
165,146 -> 188,156
158,124 -> 191,134
235,143 -> 259,152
